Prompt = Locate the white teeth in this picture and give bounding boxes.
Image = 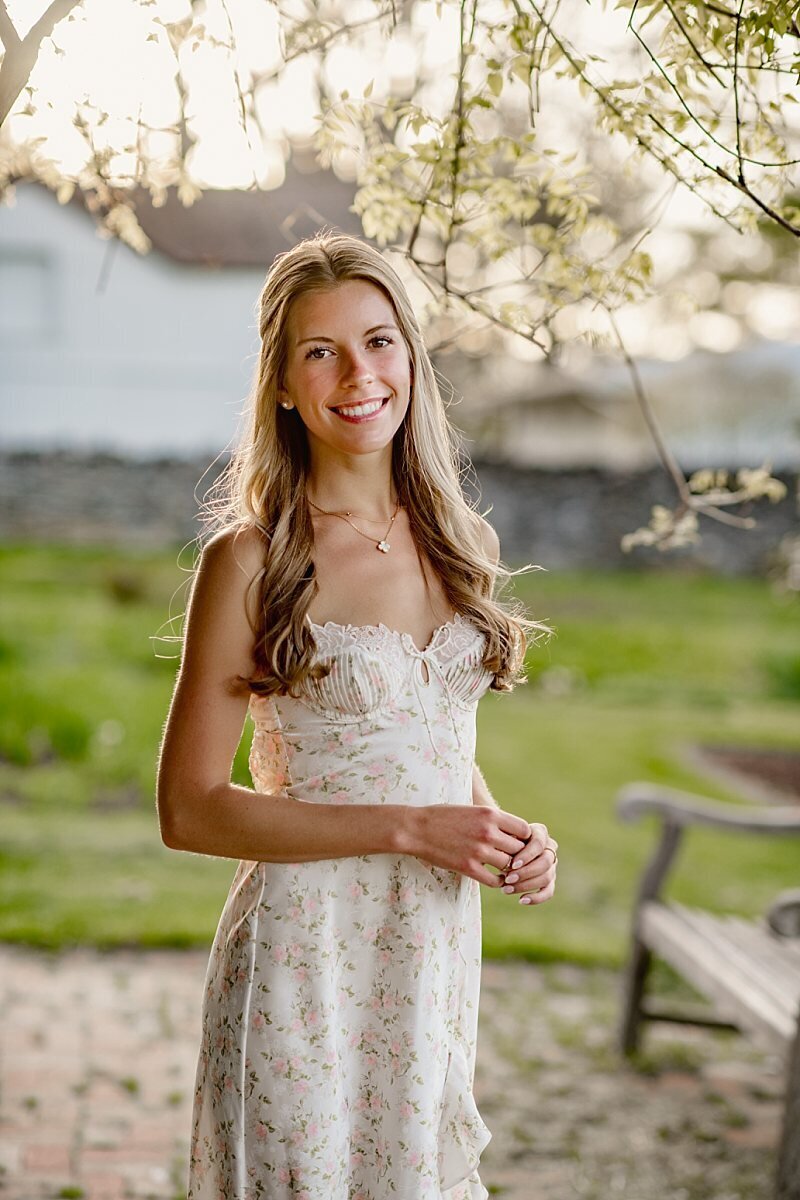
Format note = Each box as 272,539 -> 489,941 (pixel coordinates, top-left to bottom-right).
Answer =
333,399 -> 385,418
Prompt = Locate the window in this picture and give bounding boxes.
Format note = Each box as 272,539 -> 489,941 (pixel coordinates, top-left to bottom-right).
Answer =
0,249 -> 56,340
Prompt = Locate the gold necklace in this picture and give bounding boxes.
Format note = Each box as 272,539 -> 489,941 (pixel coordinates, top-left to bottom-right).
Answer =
308,497 -> 401,554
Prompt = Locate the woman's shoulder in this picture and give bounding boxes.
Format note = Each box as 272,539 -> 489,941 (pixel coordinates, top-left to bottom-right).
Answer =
201,521 -> 268,581
475,514 -> 500,566
194,523 -> 268,630
176,523 -> 268,691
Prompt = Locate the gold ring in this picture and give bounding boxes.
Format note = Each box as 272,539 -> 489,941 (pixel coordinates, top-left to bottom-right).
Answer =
544,846 -> 558,866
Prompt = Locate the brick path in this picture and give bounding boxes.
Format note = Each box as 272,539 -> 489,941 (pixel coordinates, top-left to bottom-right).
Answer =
0,947 -> 786,1200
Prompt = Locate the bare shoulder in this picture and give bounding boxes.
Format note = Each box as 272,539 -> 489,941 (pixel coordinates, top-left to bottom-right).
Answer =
476,515 -> 501,565
200,522 -> 267,607
183,523 -> 268,688
201,522 -> 268,584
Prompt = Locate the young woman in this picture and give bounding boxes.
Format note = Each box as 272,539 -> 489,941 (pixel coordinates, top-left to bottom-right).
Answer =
156,232 -> 558,1200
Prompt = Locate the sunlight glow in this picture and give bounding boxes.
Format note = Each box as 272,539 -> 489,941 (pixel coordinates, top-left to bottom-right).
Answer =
2,0 -> 797,356
688,310 -> 743,354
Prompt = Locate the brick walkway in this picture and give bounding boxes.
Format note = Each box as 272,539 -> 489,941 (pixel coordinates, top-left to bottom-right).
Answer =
0,947 -> 786,1200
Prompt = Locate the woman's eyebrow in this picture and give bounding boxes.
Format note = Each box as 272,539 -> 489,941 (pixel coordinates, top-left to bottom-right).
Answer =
296,323 -> 398,346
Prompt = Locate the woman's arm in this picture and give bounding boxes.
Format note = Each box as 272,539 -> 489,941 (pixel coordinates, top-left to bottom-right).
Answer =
472,762 -> 498,808
472,515 -> 501,811
156,526 -> 413,863
156,524 -> 532,883
470,517 -> 557,901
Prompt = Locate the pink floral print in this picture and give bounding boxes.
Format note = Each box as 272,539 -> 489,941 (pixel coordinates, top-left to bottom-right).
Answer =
187,616 -> 494,1199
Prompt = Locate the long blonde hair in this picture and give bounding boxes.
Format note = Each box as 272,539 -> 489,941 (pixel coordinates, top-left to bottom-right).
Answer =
200,230 -> 551,695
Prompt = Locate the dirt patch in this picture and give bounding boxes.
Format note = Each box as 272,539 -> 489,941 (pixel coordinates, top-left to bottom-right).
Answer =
695,744 -> 800,803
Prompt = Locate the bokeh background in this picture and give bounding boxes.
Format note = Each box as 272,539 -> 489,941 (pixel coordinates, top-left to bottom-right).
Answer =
1,3 -> 799,1198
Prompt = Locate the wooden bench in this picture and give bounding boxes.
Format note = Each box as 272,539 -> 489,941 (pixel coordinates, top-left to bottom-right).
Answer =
616,782 -> 800,1200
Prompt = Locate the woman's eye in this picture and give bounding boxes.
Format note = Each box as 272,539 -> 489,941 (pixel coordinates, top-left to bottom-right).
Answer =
370,336 -> 393,348
305,346 -> 331,360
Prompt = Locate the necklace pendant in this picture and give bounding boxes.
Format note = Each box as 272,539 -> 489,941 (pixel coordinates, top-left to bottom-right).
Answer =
376,540 -> 391,553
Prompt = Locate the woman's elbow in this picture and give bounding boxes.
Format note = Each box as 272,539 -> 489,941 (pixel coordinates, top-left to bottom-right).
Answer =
156,774 -> 224,852
156,774 -> 192,851
156,794 -> 183,850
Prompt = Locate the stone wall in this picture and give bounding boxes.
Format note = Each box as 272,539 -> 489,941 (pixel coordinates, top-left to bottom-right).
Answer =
471,458 -> 798,576
1,450 -> 796,576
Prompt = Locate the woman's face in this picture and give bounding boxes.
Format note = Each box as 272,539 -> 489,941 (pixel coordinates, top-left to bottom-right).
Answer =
279,279 -> 413,461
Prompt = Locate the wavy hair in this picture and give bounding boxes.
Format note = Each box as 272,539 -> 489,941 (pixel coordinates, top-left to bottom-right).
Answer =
200,230 -> 551,696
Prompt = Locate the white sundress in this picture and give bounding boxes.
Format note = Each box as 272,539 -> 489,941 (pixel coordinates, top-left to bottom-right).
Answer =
187,613 -> 496,1200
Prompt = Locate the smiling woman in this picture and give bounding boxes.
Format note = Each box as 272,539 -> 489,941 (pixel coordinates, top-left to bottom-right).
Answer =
155,231 -> 556,1200
278,281 -> 412,457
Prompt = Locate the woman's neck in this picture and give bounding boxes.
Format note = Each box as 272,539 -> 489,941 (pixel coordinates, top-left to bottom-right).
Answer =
306,448 -> 398,521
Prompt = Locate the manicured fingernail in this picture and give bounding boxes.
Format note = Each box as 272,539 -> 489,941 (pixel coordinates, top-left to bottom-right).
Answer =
502,885 -> 515,894
505,873 -> 519,884
511,858 -> 523,869
520,895 -> 532,904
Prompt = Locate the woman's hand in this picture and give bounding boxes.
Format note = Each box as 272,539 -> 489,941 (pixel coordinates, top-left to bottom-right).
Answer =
404,804 -> 532,888
498,822 -> 558,905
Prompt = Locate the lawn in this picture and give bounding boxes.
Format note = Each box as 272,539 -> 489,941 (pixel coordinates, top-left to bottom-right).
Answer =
0,542 -> 797,963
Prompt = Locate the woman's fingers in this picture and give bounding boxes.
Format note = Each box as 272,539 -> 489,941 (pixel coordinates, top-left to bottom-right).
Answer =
518,877 -> 557,905
501,857 -> 557,891
485,845 -> 526,874
473,807 -> 533,873
497,808 -> 536,844
500,833 -> 559,903
469,861 -> 510,888
494,832 -> 531,860
413,806 -> 551,891
505,822 -> 550,870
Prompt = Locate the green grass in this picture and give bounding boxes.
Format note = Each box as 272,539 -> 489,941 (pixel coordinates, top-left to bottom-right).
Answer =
0,543 -> 797,962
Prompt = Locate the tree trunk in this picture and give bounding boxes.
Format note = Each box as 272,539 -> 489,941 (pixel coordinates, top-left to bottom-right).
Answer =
0,0 -> 83,129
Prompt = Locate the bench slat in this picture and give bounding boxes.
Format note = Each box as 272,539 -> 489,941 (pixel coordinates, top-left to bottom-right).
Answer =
647,903 -> 800,1020
717,916 -> 800,993
640,902 -> 797,1052
640,903 -> 793,1049
673,906 -> 800,1014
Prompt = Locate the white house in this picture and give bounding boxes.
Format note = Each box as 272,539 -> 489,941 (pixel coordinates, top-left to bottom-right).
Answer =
0,170 -> 361,458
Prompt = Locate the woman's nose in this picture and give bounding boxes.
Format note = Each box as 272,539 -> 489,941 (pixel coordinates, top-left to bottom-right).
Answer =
341,350 -> 374,385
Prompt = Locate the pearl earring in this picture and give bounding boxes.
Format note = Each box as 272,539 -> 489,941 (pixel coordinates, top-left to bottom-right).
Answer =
279,401 -> 293,410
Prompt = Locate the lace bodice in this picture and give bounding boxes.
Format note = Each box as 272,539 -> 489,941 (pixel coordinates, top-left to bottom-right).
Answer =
301,613 -> 495,719
247,613 -> 494,801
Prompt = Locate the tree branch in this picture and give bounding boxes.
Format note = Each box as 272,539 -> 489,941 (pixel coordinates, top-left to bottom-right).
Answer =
253,11 -> 389,92
443,0 -> 475,293
0,3 -> 22,52
606,308 -> 691,504
629,4 -> 799,170
661,0 -> 726,86
733,0 -> 744,184
520,0 -> 742,232
0,0 -> 82,128
219,0 -> 259,189
646,111 -> 800,236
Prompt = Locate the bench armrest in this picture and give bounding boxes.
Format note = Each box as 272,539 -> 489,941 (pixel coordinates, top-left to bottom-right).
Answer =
767,889 -> 800,937
617,782 -> 800,835
617,782 -> 800,907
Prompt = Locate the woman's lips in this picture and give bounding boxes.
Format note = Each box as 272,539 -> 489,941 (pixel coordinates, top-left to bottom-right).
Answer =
331,397 -> 390,423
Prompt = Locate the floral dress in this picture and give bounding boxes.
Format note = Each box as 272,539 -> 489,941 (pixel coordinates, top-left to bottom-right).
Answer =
187,614 -> 495,1200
